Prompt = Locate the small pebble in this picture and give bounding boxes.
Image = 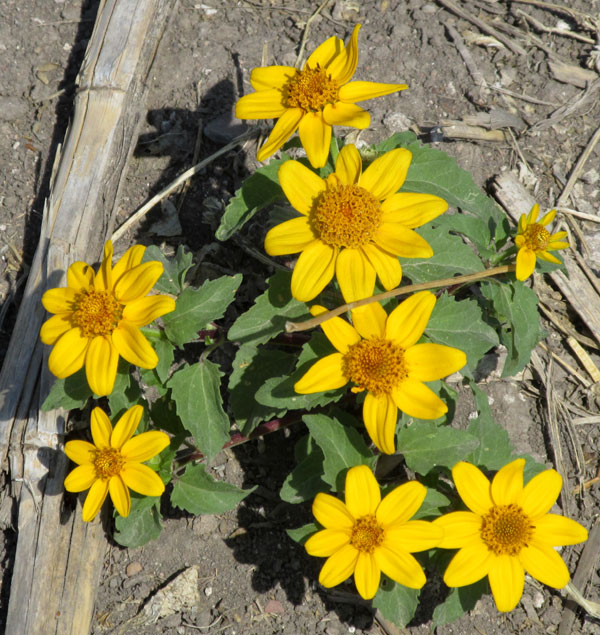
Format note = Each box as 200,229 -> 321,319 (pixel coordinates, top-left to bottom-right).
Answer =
126,561 -> 143,577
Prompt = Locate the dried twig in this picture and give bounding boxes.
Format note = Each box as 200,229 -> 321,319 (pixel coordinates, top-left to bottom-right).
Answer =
510,0 -> 598,31
445,23 -> 489,94
516,9 -> 595,44
556,125 -> 600,206
556,207 -> 600,224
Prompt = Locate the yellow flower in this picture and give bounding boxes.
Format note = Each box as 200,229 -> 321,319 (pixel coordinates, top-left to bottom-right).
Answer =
305,465 -> 442,599
40,240 -> 176,397
434,459 -> 588,612
235,24 -> 407,168
265,144 -> 448,302
64,405 -> 170,522
294,292 -> 466,454
515,204 -> 568,281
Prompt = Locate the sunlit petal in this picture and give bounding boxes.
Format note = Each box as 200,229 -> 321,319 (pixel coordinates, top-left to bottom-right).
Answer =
121,430 -> 170,463
278,159 -> 326,216
114,262 -> 163,303
309,305 -> 360,354
256,108 -> 304,162
110,405 -> 144,449
338,81 -> 409,103
319,544 -> 359,588
360,148 -> 412,200
122,295 -> 176,326
41,287 -> 78,314
532,514 -> 588,546
312,492 -> 354,530
264,217 -> 315,256
90,407 -> 113,449
64,464 -> 96,493
109,475 -> 131,517
249,65 -> 296,90
112,322 -> 158,369
385,291 -> 436,348
361,244 -> 402,291
519,541 -> 570,588
351,302 -> 387,340
488,554 -> 524,612
81,478 -> 109,522
433,511 -> 482,549
490,458 -> 525,506
391,378 -> 448,420
305,528 -> 351,557
322,102 -> 369,129
516,248 -> 537,281
121,463 -> 165,497
334,144 -> 362,185
405,343 -> 466,381
85,336 -> 119,397
112,245 -> 146,283
48,328 -> 88,379
518,468 -> 562,519
234,89 -> 286,119
377,481 -> 427,527
298,112 -> 331,169
40,313 -> 73,345
384,520 -> 443,552
64,440 -> 96,466
374,223 -> 433,258
344,465 -> 381,518
96,240 -> 113,292
363,392 -> 398,455
306,35 -> 343,70
452,462 -> 493,516
336,248 -> 376,303
537,251 -> 562,263
381,192 -> 448,228
327,24 -> 360,85
67,261 -> 94,292
374,546 -> 426,589
443,542 -> 492,587
538,208 -> 557,226
354,552 -> 380,600
290,240 -> 337,302
294,353 -> 347,394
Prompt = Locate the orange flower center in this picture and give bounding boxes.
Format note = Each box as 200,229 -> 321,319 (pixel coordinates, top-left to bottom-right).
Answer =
93,448 -> 124,480
350,514 -> 385,553
283,64 -> 338,112
311,184 -> 382,249
522,224 -> 550,252
342,337 -> 407,396
481,504 -> 534,556
72,289 -> 123,338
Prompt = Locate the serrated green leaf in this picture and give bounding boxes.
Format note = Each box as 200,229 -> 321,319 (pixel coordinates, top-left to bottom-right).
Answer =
398,422 -> 479,475
171,463 -> 255,514
228,344 -> 295,434
143,244 -> 194,294
303,414 -> 375,490
286,523 -> 319,545
426,293 -> 499,371
41,368 -> 92,411
372,578 -> 420,628
164,274 -> 242,348
216,156 -> 288,240
228,270 -> 309,345
412,488 -> 451,520
168,360 -> 230,459
114,495 -> 162,548
280,437 -> 327,504
434,212 -> 493,257
432,580 -> 488,626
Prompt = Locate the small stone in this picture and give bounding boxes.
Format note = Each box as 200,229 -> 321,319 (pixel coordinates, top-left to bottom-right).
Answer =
126,561 -> 143,577
204,586 -> 213,597
264,599 -> 285,615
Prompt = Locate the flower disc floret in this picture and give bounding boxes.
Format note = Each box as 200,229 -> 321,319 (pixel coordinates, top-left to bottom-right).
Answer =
93,448 -> 125,479
284,65 -> 338,111
350,514 -> 385,553
72,289 -> 123,338
481,504 -> 534,556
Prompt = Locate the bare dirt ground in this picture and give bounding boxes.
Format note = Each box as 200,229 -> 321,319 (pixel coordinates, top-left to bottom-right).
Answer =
1,0 -> 600,633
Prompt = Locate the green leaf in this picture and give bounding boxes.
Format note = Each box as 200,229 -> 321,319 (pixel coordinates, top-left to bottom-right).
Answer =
434,212 -> 493,258
154,336 -> 175,383
171,463 -> 255,514
303,414 -> 375,490
426,293 -> 499,371
143,244 -> 194,294
412,488 -> 451,520
432,580 -> 488,626
280,436 -> 327,504
150,394 -> 187,437
286,523 -> 319,545
372,578 -> 420,628
398,422 -> 479,475
114,495 -> 162,548
41,368 -> 92,411
370,131 -> 417,154
228,270 -> 309,345
168,360 -> 230,459
163,274 -> 242,348
215,156 -> 288,240
138,367 -> 169,397
108,360 -> 144,420
228,344 -> 296,434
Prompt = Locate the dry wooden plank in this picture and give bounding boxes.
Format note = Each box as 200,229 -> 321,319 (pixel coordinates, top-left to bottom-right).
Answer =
0,1 -> 177,633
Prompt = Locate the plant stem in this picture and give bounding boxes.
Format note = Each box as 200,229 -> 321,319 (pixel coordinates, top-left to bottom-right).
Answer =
286,264 -> 516,333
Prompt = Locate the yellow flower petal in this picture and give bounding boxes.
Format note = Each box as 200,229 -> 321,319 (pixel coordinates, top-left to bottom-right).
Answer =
374,545 -> 426,589
249,65 -> 296,90
326,24 -> 360,85
361,244 -> 402,291
532,514 -> 588,546
90,407 -> 113,449
305,528 -> 351,557
516,247 -> 537,281
319,544 -> 359,588
488,554 -> 524,612
360,148 -> 412,200
294,353 -> 346,394
66,261 -> 94,292
433,511 -> 482,549
443,541 -> 492,587
336,247 -> 376,303
374,223 -> 433,258
518,213 -> 527,233
298,111 -> 331,168
256,107 -> 304,162
549,230 -> 568,241
385,291 -> 436,349
278,159 -> 326,216
112,245 -> 146,284
64,439 -> 96,466
363,392 -> 398,455
338,80 -> 409,103
114,262 -> 163,303
109,475 -> 131,517
322,102 -> 370,129
40,313 -> 73,345
111,405 -> 144,449
121,430 -> 170,463
384,520 -> 443,552
351,302 -> 387,340
405,343 -> 466,381
452,462 -> 493,516
264,217 -> 315,256
354,552 -> 380,600
381,192 -> 448,228
48,327 -> 88,379
112,321 -> 158,369
41,287 -> 78,314
234,89 -> 286,119
515,234 -> 525,248
519,541 -> 570,588
538,208 -> 557,226
85,335 -> 119,397
491,458 -> 525,506
334,143 -> 362,185
517,469 -> 562,520
95,240 -> 113,292
82,478 -> 109,522
290,240 -> 337,302
312,492 -> 354,530
121,463 -> 165,497
527,204 -> 539,224
122,295 -> 176,327
391,378 -> 448,420
309,305 -> 360,354
344,465 -> 381,518
64,464 -> 97,493
537,250 -> 562,264
377,481 -> 427,528
306,34 -> 343,70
